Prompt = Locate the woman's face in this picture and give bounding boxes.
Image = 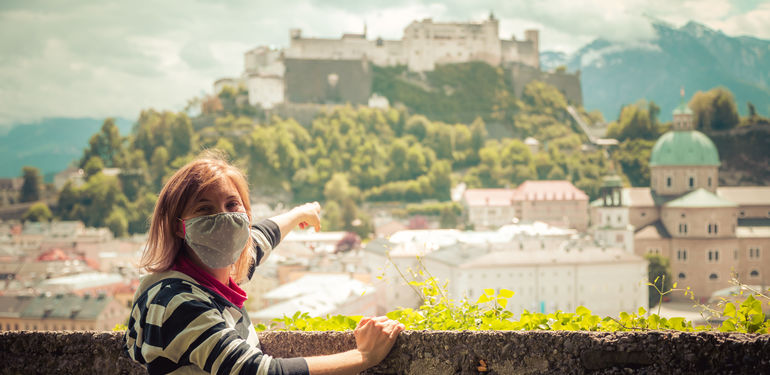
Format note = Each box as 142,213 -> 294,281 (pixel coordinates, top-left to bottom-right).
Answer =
181,177 -> 246,221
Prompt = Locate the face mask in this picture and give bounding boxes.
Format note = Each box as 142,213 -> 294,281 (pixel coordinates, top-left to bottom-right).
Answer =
182,212 -> 250,268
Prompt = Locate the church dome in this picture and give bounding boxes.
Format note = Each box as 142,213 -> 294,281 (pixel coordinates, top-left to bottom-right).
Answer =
649,130 -> 720,167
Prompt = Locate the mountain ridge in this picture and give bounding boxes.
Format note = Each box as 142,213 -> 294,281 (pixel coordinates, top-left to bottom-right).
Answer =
545,20 -> 770,122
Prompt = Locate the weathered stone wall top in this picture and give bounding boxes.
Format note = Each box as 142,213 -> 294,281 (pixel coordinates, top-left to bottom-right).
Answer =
1,330 -> 769,374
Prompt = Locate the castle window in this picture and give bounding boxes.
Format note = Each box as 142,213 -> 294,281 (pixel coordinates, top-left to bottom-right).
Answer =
678,223 -> 688,234
709,273 -> 718,280
708,177 -> 712,187
751,270 -> 760,278
678,272 -> 686,279
689,177 -> 694,187
677,249 -> 688,261
749,248 -> 761,259
666,177 -> 672,187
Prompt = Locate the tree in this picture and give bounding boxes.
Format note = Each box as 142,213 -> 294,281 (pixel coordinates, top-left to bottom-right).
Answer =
748,102 -> 757,119
522,80 -> 567,113
614,139 -> 655,187
150,146 -> 169,189
470,117 -> 487,153
606,101 -> 658,141
20,166 -> 43,202
23,202 -> 52,222
106,208 -> 129,237
81,118 -> 122,168
169,115 -> 195,161
83,156 -> 105,179
690,87 -> 739,131
335,232 -> 361,253
646,254 -> 672,308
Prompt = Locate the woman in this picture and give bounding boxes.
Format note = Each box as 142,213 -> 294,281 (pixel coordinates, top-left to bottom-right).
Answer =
125,152 -> 404,374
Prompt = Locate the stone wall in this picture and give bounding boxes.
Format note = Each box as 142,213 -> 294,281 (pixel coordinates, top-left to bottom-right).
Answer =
1,330 -> 769,374
284,58 -> 372,106
507,63 -> 583,106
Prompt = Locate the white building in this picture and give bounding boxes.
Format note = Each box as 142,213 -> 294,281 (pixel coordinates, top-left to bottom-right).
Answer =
422,243 -> 648,317
249,273 -> 377,323
361,224 -> 611,314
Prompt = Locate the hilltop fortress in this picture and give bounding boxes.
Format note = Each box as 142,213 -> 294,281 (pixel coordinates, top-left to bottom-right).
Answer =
215,14 -> 581,111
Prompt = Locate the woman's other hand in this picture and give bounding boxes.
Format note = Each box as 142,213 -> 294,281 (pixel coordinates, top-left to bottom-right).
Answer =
354,316 -> 405,368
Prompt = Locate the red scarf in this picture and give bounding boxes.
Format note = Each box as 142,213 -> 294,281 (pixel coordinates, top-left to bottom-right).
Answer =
171,253 -> 247,309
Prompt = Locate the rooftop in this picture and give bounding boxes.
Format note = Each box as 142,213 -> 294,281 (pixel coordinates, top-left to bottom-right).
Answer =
460,247 -> 643,268
717,186 -> 770,207
665,188 -> 738,208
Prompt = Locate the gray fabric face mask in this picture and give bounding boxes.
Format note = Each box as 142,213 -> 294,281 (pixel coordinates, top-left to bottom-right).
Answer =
183,212 -> 250,268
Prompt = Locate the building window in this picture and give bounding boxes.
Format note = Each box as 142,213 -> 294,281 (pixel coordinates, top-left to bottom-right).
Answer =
678,223 -> 688,234
707,223 -> 718,235
689,177 -> 694,187
739,210 -> 745,217
751,270 -> 760,278
749,248 -> 761,259
708,177 -> 712,187
709,273 -> 718,280
678,272 -> 686,279
708,250 -> 720,262
734,249 -> 739,260
666,177 -> 672,187
677,249 -> 688,261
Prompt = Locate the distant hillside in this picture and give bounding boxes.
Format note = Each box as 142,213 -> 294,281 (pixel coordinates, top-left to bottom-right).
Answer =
0,117 -> 132,179
565,21 -> 770,121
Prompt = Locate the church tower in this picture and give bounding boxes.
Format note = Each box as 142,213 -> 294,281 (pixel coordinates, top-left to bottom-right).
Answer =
649,89 -> 720,196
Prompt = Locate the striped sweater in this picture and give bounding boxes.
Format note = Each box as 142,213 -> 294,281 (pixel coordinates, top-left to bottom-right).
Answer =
125,221 -> 309,375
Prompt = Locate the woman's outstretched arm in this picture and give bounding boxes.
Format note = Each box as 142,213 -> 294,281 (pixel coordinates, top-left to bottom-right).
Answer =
268,202 -> 322,241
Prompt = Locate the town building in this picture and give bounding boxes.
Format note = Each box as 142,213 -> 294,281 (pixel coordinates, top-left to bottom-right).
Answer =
591,95 -> 770,301
249,273 -> 377,324
422,243 -> 647,316
462,180 -> 589,231
0,293 -> 127,331
361,224 -> 626,315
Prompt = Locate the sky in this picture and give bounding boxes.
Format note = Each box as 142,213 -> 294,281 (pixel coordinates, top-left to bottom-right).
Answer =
0,0 -> 768,126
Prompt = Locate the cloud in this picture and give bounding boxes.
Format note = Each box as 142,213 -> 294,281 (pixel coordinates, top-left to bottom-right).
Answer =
0,0 -> 765,125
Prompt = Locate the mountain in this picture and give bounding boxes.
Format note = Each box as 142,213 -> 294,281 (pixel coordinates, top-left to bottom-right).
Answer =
0,117 -> 133,180
565,21 -> 770,122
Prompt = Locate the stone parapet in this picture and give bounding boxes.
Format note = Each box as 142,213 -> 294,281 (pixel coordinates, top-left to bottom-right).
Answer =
1,330 -> 769,374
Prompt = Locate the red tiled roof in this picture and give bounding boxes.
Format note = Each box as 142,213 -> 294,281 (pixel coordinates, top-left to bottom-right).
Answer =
463,189 -> 516,206
511,180 -> 588,201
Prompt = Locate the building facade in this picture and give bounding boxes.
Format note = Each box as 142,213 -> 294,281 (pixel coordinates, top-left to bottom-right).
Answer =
592,97 -> 770,301
462,180 -> 589,231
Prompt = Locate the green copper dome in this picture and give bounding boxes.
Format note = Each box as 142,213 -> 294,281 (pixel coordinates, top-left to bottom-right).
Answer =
649,130 -> 720,167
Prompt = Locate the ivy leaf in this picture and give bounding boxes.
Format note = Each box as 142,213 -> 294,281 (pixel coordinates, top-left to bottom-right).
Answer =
484,288 -> 495,296
723,303 -> 737,318
576,306 -> 591,316
476,294 -> 491,304
498,289 -> 515,298
497,297 -> 508,309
